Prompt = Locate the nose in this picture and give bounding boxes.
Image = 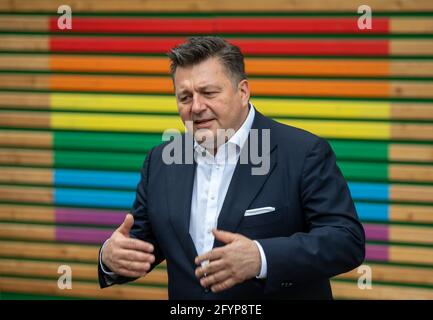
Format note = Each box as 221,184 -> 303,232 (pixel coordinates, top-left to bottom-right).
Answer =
191,94 -> 206,114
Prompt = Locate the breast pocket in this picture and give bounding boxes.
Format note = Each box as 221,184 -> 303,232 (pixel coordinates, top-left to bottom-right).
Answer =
238,205 -> 289,238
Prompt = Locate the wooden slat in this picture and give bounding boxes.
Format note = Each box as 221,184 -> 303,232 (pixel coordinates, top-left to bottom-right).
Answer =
0,15 -> 47,31
0,74 -> 50,89
0,148 -> 52,166
391,40 -> 433,56
390,205 -> 433,223
331,280 -> 433,299
391,82 -> 433,98
0,240 -> 97,262
391,18 -> 433,34
390,144 -> 433,162
390,225 -> 433,244
389,164 -> 433,183
0,258 -> 168,286
337,263 -> 433,285
1,55 -> 433,77
0,276 -> 168,300
0,167 -> 52,185
391,61 -> 433,77
0,222 -> 54,241
0,130 -> 52,148
390,246 -> 433,265
0,92 -> 50,109
0,204 -> 54,223
0,54 -> 49,71
0,35 -> 48,51
391,124 -> 433,141
0,185 -> 52,203
391,103 -> 433,120
2,73 -> 433,99
391,185 -> 433,203
1,0 -> 432,12
0,112 -> 50,129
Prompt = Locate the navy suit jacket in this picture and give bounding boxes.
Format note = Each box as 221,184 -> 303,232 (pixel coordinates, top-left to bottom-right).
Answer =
98,110 -> 365,299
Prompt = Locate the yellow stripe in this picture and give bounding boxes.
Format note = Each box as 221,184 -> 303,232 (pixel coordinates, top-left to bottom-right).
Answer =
278,119 -> 391,139
253,98 -> 390,119
51,93 -> 178,113
51,93 -> 391,119
51,112 -> 390,139
51,113 -> 184,132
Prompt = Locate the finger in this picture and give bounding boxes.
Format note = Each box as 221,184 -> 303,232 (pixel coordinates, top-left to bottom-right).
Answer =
200,270 -> 230,288
195,247 -> 224,265
117,267 -> 147,278
211,278 -> 237,293
121,238 -> 154,253
117,213 -> 134,237
212,229 -> 238,244
195,259 -> 225,278
118,259 -> 151,274
117,249 -> 155,264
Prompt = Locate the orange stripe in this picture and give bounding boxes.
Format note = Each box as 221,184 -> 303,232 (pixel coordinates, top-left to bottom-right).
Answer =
50,56 -> 391,77
246,59 -> 390,77
50,56 -> 170,73
50,75 -> 390,97
50,75 -> 173,93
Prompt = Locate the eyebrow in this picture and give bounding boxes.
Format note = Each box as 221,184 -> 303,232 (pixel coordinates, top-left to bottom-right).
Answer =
176,85 -> 222,96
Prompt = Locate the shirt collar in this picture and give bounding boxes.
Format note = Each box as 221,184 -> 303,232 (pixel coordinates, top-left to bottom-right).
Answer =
193,103 -> 255,153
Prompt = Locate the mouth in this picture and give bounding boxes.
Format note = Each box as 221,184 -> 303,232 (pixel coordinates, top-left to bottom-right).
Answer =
194,119 -> 215,128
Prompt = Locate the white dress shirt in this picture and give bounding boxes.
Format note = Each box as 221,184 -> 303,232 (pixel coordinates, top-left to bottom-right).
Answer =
101,104 -> 267,279
189,104 -> 267,278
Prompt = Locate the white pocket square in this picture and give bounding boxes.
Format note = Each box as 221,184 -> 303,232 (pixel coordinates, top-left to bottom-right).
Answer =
244,207 -> 276,216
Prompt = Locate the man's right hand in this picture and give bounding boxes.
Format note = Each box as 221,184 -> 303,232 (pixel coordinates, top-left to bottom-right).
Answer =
101,213 -> 155,278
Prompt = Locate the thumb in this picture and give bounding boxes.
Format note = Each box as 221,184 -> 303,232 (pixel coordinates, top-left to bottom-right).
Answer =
117,213 -> 134,237
212,229 -> 237,244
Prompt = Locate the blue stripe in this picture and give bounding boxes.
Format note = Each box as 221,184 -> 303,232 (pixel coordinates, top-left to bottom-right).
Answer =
55,188 -> 135,208
355,202 -> 389,222
54,169 -> 140,189
348,182 -> 389,201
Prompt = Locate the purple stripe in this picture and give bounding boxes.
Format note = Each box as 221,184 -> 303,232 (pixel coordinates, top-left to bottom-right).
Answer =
364,224 -> 389,241
56,227 -> 113,244
366,244 -> 389,261
55,208 -> 125,226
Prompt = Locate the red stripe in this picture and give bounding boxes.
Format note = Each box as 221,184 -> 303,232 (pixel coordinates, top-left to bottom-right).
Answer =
49,17 -> 389,34
216,18 -> 389,34
50,37 -> 389,56
49,17 -> 213,33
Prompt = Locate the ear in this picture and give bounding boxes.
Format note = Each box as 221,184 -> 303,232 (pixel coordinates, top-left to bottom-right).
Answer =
238,79 -> 250,107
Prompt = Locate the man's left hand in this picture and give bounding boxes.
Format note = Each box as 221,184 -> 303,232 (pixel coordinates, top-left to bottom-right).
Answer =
195,229 -> 261,293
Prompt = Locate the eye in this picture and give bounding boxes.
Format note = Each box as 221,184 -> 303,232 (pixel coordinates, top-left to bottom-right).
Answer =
178,95 -> 191,103
203,91 -> 217,97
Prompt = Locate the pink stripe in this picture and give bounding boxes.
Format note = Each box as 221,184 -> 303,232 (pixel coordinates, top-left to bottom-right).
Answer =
364,224 -> 389,241
56,208 -> 124,226
56,227 -> 113,244
366,244 -> 389,261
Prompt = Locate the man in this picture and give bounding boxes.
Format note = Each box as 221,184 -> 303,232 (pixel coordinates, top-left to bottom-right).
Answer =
98,36 -> 365,299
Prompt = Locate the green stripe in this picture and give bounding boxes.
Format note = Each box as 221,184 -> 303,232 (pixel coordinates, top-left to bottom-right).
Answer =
54,150 -> 145,171
54,132 -> 163,152
338,161 -> 388,181
330,140 -> 389,161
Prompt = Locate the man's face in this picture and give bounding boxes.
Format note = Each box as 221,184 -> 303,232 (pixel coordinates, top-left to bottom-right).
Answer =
174,57 -> 250,149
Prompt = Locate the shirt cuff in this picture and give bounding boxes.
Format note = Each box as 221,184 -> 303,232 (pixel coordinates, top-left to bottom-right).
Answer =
99,239 -> 117,276
253,240 -> 267,279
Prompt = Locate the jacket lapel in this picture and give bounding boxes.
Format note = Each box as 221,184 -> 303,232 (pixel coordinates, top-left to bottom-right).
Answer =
166,133 -> 198,264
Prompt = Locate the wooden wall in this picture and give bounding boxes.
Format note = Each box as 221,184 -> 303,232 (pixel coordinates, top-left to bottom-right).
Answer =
0,0 -> 432,299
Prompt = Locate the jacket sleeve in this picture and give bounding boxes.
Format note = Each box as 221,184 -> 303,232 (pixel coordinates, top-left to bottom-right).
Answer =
98,147 -> 165,288
257,137 -> 365,294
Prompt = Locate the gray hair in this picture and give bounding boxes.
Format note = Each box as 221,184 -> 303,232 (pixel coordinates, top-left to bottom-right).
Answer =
168,36 -> 247,86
